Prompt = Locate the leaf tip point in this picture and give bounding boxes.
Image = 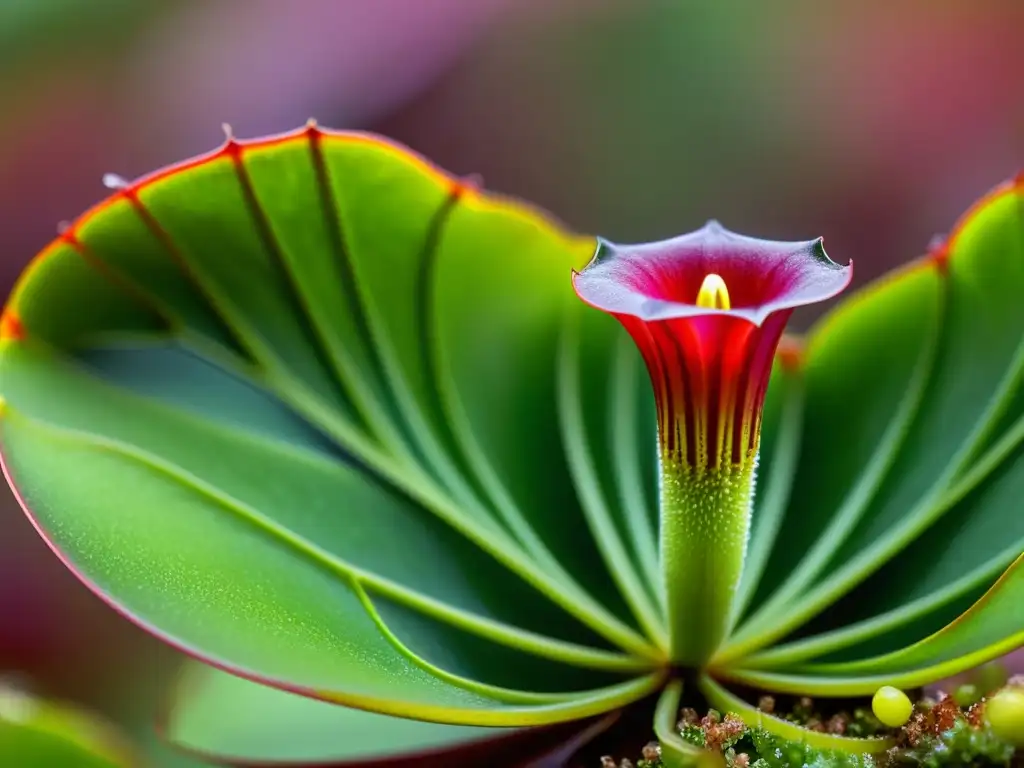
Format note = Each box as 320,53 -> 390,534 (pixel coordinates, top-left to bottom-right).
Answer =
304,118 -> 323,141
449,175 -> 481,202
102,173 -> 130,191
218,123 -> 245,160
56,220 -> 87,248
0,310 -> 24,342
926,234 -> 951,274
461,172 -> 484,191
57,222 -> 84,249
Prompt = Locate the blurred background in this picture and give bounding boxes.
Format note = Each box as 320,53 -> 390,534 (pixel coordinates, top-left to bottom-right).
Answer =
0,0 -> 1022,763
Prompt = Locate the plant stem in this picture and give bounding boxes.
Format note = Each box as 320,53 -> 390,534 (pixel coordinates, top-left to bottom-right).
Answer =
662,460 -> 755,665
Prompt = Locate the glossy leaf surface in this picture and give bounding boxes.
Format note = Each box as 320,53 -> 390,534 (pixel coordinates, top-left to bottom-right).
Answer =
166,664 -> 619,767
1,128 -> 667,733
722,178 -> 1024,682
721,553 -> 1024,696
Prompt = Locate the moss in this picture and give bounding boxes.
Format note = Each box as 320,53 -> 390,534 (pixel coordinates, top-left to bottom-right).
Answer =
745,729 -> 875,768
890,720 -> 1015,767
605,686 -> 1023,768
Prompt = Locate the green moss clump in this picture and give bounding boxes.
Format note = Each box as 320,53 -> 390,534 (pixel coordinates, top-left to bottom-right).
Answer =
890,719 -> 1015,768
611,685 -> 1023,768
746,729 -> 875,768
630,721 -> 1018,768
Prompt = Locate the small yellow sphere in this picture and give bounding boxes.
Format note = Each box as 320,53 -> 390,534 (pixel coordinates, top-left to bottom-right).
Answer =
872,685 -> 913,728
986,687 -> 1024,747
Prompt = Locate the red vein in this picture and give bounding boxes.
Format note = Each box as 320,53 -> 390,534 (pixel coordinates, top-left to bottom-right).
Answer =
122,186 -> 258,364
305,124 -> 407,434
61,229 -> 176,333
226,135 -> 360,423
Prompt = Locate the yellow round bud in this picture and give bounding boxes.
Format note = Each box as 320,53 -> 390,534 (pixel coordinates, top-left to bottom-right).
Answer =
871,685 -> 913,728
986,686 -> 1024,747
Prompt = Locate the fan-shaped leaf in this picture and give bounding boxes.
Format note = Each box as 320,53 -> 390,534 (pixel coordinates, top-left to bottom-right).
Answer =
0,128 -> 666,734
1,399 -> 658,722
559,303 -> 668,644
0,340 -> 639,677
429,189 -> 647,644
721,178 -> 1024,682
732,347 -> 804,623
720,537 -> 1024,696
722,259 -> 945,656
747,421 -> 1024,668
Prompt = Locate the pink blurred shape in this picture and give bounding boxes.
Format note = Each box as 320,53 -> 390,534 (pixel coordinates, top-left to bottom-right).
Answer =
125,0 -> 511,151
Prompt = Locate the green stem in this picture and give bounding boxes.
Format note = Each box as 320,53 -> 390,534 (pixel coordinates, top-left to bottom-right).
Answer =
662,461 -> 755,665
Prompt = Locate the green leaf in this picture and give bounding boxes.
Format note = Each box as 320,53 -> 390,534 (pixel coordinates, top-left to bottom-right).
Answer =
796,183 -> 1022,620
722,259 -> 945,658
719,178 -> 1024,684
166,663 -> 617,766
609,324 -> 661,598
697,676 -> 893,753
653,681 -> 723,768
732,349 -> 804,623
0,341 -> 641,678
429,186 -> 651,649
720,553 -> 1024,696
748,415 -> 1024,668
0,687 -> 132,768
0,347 -> 662,724
559,302 -> 668,645
811,553 -> 1024,678
0,127 -> 663,736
